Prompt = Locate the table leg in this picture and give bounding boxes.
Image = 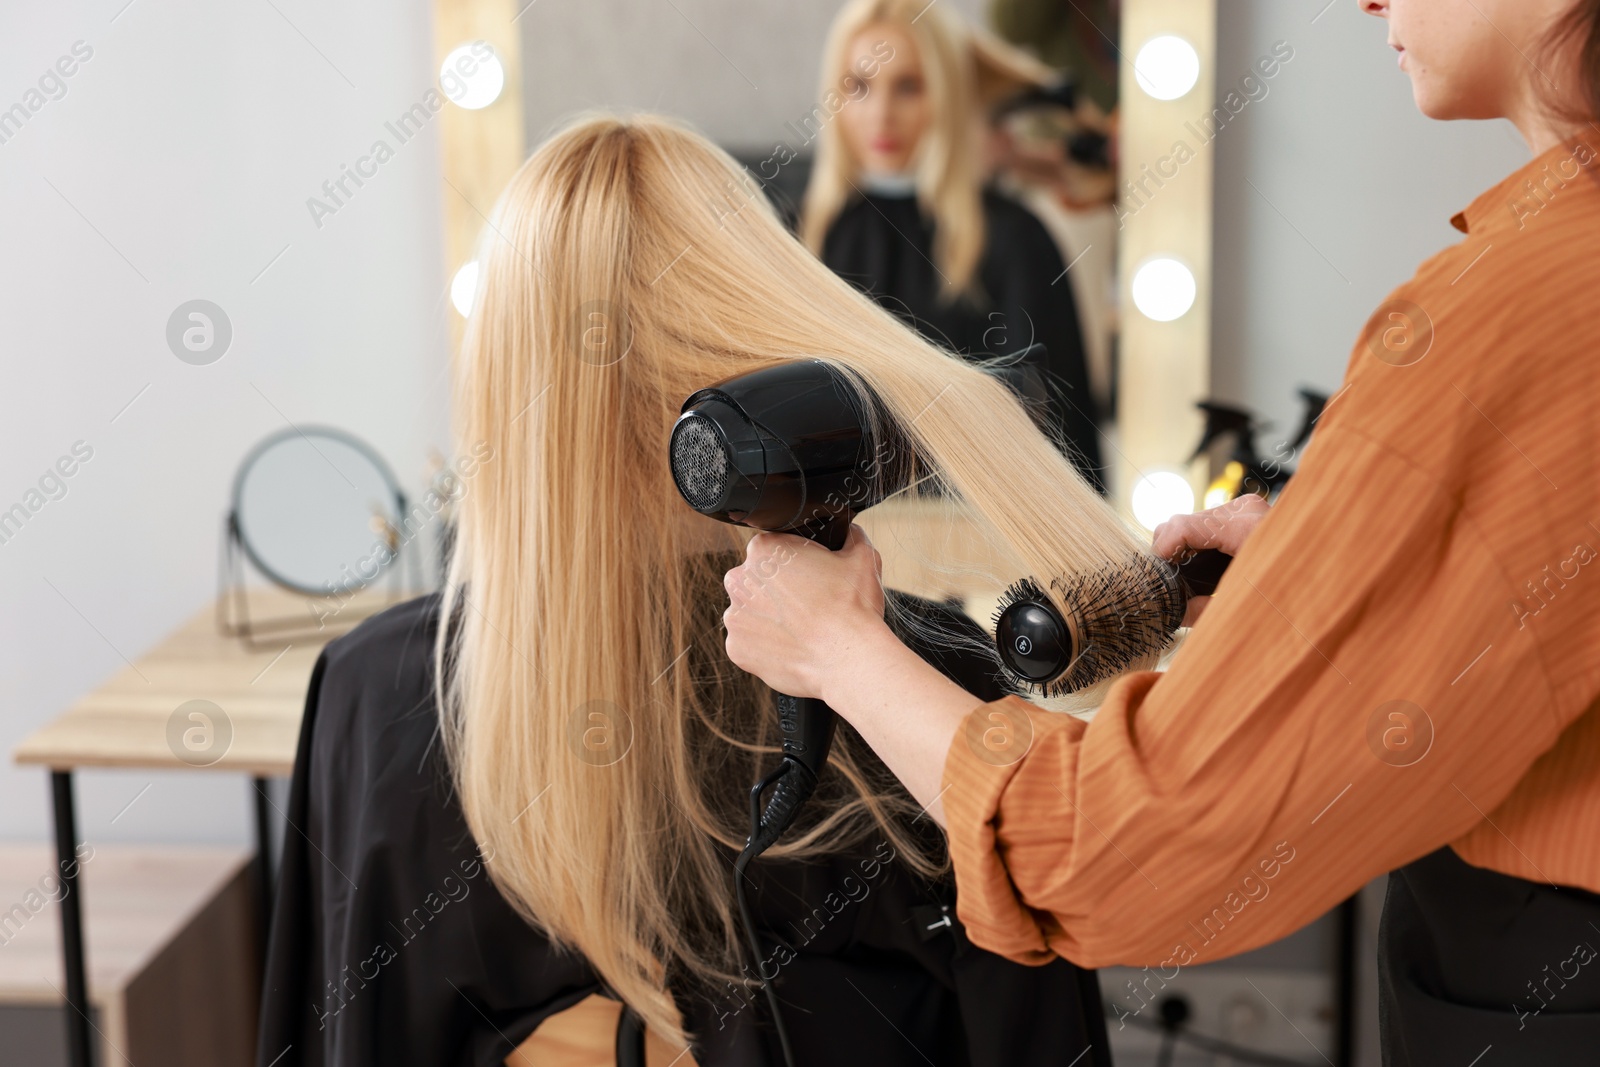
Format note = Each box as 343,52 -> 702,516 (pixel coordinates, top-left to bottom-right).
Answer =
252,776 -> 274,957
51,770 -> 93,1067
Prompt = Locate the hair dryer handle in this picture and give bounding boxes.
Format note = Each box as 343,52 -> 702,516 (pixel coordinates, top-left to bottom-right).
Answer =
746,695 -> 838,854
775,693 -> 837,780
749,519 -> 846,852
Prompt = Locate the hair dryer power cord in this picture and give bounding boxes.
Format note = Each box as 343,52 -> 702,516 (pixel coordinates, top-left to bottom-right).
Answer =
733,757 -> 820,1067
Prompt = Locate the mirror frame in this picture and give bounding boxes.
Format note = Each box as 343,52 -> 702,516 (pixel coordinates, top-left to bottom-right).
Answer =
1116,0 -> 1217,519
228,424 -> 407,598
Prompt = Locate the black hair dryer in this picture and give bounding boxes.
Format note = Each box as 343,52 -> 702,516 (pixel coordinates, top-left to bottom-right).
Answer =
670,359 -> 901,853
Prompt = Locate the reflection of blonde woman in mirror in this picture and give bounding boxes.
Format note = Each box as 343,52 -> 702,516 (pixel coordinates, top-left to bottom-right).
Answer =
258,113 -> 1155,1066
802,0 -> 1106,493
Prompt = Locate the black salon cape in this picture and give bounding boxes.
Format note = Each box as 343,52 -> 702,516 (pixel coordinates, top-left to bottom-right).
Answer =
822,188 -> 1106,493
257,591 -> 1111,1067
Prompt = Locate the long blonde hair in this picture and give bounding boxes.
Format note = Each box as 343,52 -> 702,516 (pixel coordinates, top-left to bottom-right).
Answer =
799,0 -> 987,299
437,112 -> 1146,1045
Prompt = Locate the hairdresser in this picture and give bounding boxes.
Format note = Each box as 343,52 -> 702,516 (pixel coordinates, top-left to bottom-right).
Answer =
723,0 -> 1600,1059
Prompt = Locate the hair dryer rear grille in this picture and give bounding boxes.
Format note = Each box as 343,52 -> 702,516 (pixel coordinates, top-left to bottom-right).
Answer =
670,414 -> 732,511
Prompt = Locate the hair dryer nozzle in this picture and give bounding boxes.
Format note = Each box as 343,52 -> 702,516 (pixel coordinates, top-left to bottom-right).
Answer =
670,360 -> 903,548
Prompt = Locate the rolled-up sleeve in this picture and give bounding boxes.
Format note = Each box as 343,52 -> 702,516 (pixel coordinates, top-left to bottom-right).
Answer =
942,422 -> 1583,969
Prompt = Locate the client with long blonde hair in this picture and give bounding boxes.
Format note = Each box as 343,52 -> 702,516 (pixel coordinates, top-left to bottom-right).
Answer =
259,111 -> 1147,1067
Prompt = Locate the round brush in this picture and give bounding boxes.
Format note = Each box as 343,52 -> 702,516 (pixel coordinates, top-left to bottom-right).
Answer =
994,548 -> 1232,695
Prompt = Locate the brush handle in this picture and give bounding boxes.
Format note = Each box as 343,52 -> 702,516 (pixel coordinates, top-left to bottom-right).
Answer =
1176,548 -> 1232,598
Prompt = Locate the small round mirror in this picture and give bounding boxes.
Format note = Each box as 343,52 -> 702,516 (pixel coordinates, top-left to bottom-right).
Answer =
230,426 -> 406,597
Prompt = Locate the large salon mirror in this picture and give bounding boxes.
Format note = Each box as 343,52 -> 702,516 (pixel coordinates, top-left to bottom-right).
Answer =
426,0 -> 1219,594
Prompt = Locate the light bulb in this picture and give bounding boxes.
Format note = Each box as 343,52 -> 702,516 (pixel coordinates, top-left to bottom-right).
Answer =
1135,36 -> 1200,101
1131,470 -> 1195,531
450,261 -> 479,317
441,43 -> 505,110
1131,257 -> 1197,322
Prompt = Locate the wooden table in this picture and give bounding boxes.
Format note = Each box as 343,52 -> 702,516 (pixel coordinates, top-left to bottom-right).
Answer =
12,584 -> 411,1067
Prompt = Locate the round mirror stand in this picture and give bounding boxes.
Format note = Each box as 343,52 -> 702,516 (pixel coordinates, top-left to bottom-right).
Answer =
214,426 -> 428,650
214,508 -> 424,650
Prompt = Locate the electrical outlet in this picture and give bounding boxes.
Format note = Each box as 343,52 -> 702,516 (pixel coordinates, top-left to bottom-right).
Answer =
1100,966 -> 1334,1066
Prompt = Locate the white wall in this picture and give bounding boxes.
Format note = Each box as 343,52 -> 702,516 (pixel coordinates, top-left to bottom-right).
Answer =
1210,0 -> 1529,448
0,0 -> 449,846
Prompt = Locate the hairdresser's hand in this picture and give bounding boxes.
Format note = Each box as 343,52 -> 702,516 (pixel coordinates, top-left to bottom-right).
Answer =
723,525 -> 889,701
1152,494 -> 1271,626
723,524 -> 980,821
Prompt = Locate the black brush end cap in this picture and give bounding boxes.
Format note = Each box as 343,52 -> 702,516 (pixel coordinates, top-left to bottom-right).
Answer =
996,598 -> 1073,684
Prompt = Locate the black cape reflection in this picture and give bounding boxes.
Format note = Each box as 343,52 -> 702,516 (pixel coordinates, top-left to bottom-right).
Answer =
822,187 -> 1106,494
257,588 -> 1110,1067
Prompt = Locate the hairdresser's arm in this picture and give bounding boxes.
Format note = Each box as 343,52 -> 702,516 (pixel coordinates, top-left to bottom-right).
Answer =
726,423 -> 1582,973
930,422 -> 1581,970
723,527 -> 980,822
722,496 -> 1271,816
